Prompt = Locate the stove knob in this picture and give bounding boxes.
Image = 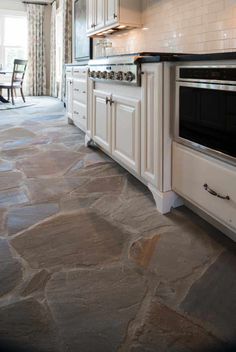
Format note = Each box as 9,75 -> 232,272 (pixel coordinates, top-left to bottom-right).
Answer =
91,71 -> 96,78
101,71 -> 107,79
96,71 -> 102,78
116,71 -> 123,80
126,71 -> 135,82
108,71 -> 115,79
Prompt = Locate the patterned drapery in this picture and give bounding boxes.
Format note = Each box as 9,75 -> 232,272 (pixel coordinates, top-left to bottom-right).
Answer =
61,0 -> 72,100
27,4 -> 46,96
50,1 -> 57,97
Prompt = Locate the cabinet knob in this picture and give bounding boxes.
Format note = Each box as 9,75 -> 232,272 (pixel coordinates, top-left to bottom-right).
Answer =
113,13 -> 117,19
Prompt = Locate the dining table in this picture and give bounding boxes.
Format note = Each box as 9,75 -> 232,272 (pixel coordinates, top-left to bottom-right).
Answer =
0,69 -> 11,103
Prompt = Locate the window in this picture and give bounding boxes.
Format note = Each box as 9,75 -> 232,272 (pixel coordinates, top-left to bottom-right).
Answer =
0,10 -> 28,71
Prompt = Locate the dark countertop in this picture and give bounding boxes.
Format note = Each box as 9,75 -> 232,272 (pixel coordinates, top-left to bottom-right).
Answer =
175,51 -> 236,62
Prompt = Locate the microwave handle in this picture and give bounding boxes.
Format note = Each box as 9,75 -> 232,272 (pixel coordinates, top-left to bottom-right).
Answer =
176,81 -> 236,92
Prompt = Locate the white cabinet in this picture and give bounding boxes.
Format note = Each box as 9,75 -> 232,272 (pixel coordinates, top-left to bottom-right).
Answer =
65,65 -> 90,134
92,89 -> 140,172
66,68 -> 73,121
141,64 -> 163,189
87,0 -> 142,36
93,90 -> 111,153
87,0 -> 105,34
173,142 -> 236,235
112,94 -> 140,173
105,0 -> 119,27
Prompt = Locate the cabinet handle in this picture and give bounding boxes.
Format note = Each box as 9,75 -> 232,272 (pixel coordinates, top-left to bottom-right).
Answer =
203,184 -> 230,200
74,88 -> 80,92
82,91 -> 86,94
109,99 -> 114,106
113,13 -> 117,19
74,111 -> 79,115
106,97 -> 110,105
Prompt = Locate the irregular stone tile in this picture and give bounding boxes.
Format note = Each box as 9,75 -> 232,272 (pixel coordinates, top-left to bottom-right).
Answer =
0,127 -> 36,142
0,239 -> 22,297
0,171 -> 23,191
0,188 -> 29,207
0,209 -> 6,234
122,174 -> 150,198
46,266 -> 147,352
27,176 -> 88,203
16,150 -> 83,177
60,194 -> 101,212
21,270 -> 51,297
7,203 -> 59,235
121,299 -> 225,352
75,175 -> 125,195
11,210 -> 128,269
83,150 -> 114,167
180,251 -> 236,342
1,146 -> 39,160
93,193 -> 168,233
0,159 -> 13,172
130,229 -> 223,309
67,162 -> 127,178
0,299 -> 59,352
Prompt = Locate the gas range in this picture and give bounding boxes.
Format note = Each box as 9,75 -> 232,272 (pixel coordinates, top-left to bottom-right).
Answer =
88,52 -> 184,86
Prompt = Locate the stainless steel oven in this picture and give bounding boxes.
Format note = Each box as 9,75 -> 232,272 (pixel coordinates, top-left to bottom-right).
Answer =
174,64 -> 236,166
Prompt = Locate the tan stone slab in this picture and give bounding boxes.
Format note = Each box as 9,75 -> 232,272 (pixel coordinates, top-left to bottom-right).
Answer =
11,210 -> 128,269
46,266 -> 147,352
16,150 -> 84,177
0,171 -> 23,191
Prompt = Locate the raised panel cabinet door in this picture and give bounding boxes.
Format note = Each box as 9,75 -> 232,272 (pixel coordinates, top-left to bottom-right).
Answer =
105,0 -> 119,26
112,94 -> 140,174
95,0 -> 105,30
93,90 -> 111,153
66,77 -> 73,119
86,0 -> 95,32
141,64 -> 163,189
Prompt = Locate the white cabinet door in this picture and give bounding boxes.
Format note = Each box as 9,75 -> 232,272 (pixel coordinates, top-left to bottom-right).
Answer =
141,64 -> 163,189
112,94 -> 140,173
93,90 -> 111,153
87,0 -> 95,33
105,0 -> 119,26
66,77 -> 73,119
95,0 -> 105,30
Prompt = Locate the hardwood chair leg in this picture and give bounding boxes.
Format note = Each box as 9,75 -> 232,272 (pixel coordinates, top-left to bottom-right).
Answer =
7,89 -> 10,101
11,88 -> 15,105
14,88 -> 17,98
20,88 -> 25,103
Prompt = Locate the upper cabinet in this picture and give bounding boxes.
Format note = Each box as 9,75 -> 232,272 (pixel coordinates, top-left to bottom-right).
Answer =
87,0 -> 142,36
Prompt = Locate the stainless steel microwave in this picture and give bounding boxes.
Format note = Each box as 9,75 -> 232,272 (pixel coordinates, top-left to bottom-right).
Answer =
174,64 -> 236,167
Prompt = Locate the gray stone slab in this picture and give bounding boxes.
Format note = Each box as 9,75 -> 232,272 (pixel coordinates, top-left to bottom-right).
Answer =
129,228 -> 223,308
0,127 -> 36,142
46,266 -> 147,352
21,269 -> 51,297
11,210 -> 128,269
1,146 -> 39,160
0,159 -> 13,172
16,150 -> 83,177
0,239 -> 22,297
7,203 -> 59,235
0,298 -> 59,352
0,171 -> 23,191
180,250 -> 236,342
120,299 -> 225,352
0,188 -> 29,207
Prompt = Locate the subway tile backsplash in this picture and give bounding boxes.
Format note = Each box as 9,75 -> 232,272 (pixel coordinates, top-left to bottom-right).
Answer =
98,0 -> 236,56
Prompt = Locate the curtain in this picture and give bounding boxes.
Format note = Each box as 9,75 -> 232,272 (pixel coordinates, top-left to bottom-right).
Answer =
50,1 -> 57,97
27,4 -> 46,96
61,0 -> 73,100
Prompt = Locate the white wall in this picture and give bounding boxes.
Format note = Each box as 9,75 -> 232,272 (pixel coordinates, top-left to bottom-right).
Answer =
98,0 -> 236,56
0,0 -> 51,94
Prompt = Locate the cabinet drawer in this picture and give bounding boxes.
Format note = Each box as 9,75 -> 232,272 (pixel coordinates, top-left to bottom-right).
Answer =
173,142 -> 236,232
73,101 -> 87,131
73,80 -> 87,104
73,67 -> 87,79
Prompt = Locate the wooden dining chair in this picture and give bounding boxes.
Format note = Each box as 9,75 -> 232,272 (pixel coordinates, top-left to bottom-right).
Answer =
0,59 -> 28,105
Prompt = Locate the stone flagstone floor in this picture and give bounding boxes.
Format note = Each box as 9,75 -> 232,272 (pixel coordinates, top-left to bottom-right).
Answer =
0,97 -> 236,352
